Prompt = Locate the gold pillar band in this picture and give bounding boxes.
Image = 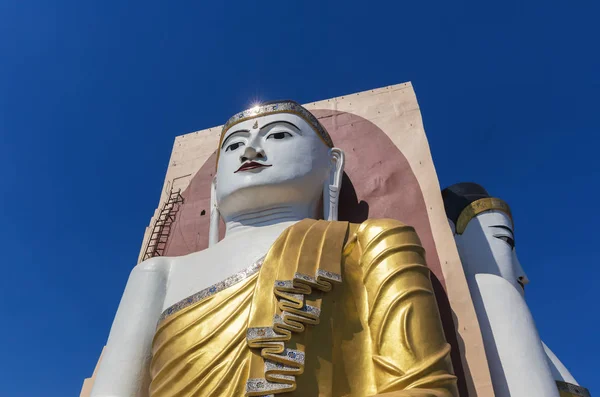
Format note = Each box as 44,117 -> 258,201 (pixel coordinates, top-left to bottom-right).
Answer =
455,197 -> 513,235
556,380 -> 591,397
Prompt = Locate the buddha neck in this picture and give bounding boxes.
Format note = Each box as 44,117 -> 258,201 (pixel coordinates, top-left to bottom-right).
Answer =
222,203 -> 318,239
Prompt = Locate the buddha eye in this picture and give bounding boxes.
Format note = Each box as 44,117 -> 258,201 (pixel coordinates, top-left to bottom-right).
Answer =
495,235 -> 515,249
225,142 -> 244,152
266,131 -> 292,140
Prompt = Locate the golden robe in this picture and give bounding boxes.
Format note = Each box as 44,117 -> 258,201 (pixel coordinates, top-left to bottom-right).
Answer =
150,219 -> 458,397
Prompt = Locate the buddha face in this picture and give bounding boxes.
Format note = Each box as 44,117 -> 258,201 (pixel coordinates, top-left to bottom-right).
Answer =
454,210 -> 530,297
215,113 -> 331,217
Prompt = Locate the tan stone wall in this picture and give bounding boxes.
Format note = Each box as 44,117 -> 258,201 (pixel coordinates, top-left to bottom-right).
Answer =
136,125 -> 221,263
79,348 -> 104,397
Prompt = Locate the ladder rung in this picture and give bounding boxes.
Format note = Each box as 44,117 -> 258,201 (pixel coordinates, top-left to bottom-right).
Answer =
141,188 -> 186,262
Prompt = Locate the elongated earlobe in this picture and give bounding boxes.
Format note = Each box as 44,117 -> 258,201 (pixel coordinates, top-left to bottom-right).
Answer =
448,218 -> 456,235
209,177 -> 220,247
323,148 -> 345,221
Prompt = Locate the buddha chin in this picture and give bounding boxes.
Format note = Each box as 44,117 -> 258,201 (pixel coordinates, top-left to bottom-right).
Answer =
217,174 -> 325,221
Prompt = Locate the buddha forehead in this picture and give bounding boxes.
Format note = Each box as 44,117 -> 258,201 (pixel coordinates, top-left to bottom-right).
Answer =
221,112 -> 320,144
216,112 -> 330,178
218,100 -> 333,154
461,211 -> 514,246
473,210 -> 514,231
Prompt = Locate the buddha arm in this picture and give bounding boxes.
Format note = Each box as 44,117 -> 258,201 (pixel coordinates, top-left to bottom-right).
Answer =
469,274 -> 560,397
91,258 -> 170,397
543,341 -> 579,385
353,219 -> 458,397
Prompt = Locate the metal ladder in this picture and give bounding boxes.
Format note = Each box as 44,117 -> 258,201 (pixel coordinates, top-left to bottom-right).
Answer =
142,189 -> 184,261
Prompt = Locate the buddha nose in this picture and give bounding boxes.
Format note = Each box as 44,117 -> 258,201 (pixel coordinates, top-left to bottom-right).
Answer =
240,145 -> 265,163
514,252 -> 530,287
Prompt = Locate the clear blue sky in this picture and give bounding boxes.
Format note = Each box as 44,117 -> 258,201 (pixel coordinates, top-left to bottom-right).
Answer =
1,1 -> 598,396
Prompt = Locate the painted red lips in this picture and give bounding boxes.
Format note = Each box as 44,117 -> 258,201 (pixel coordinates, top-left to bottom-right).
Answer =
234,161 -> 272,173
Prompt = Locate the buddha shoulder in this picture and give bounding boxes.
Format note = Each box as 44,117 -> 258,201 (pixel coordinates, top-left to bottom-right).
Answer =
347,218 -> 423,252
130,256 -> 171,277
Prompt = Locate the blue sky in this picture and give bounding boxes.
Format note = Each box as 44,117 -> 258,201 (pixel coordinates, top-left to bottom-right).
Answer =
1,1 -> 598,396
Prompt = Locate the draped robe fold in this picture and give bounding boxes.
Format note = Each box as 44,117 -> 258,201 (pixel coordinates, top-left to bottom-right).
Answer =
150,219 -> 458,397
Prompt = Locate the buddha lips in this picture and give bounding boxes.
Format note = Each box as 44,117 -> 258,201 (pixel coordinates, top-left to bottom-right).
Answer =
235,162 -> 273,173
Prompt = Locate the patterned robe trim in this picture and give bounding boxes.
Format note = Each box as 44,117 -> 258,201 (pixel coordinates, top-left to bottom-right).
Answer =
157,256 -> 265,326
245,270 -> 341,396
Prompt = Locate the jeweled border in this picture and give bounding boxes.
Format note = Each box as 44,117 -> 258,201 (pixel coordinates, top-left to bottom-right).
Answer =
157,256 -> 265,325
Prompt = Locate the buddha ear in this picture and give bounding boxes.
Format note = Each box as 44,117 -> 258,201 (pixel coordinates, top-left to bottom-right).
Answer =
209,176 -> 220,247
323,148 -> 345,221
447,218 -> 457,235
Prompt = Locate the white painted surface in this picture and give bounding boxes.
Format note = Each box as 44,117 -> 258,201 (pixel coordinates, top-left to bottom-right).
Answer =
469,274 -> 559,397
453,211 -> 561,397
90,111 -> 344,396
90,258 -> 170,397
543,342 -> 579,385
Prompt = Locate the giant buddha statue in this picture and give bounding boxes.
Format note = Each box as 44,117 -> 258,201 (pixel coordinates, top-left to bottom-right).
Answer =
90,100 -> 459,397
442,182 -> 590,397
